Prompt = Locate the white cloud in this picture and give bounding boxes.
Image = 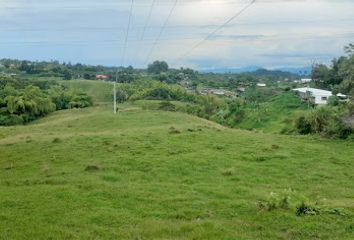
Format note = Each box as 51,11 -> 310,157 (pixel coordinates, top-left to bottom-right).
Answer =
0,0 -> 353,69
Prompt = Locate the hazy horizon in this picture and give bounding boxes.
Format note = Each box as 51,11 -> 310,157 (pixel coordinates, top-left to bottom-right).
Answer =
1,0 -> 353,69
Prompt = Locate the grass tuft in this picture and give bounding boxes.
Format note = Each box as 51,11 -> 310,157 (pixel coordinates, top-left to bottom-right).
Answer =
52,137 -> 62,143
85,165 -> 101,172
169,126 -> 181,134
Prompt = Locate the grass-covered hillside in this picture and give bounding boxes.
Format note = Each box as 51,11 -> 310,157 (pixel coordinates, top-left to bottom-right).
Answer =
60,80 -> 114,105
235,92 -> 308,132
0,81 -> 354,239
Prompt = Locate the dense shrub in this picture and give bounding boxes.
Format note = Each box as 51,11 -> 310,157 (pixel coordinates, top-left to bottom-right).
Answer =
115,89 -> 128,103
0,78 -> 93,125
327,96 -> 339,106
296,202 -> 320,216
294,106 -> 353,139
129,80 -> 200,104
295,116 -> 312,134
69,92 -> 93,108
48,85 -> 72,110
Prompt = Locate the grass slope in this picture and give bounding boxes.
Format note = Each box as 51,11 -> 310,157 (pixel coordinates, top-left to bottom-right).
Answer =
236,92 -> 308,133
60,79 -> 114,105
0,101 -> 354,239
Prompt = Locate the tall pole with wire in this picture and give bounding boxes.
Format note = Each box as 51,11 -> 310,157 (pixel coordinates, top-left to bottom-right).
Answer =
114,69 -> 117,114
114,0 -> 134,115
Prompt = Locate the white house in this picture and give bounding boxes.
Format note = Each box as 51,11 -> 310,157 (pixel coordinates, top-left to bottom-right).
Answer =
294,78 -> 312,84
301,78 -> 312,83
256,83 -> 266,87
336,93 -> 350,102
200,88 -> 235,97
293,87 -> 333,105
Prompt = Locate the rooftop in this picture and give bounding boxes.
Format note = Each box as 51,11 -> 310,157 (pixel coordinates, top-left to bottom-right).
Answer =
293,87 -> 332,96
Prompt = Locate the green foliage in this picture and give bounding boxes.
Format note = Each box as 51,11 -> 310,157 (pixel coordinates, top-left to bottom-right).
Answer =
120,81 -> 310,133
117,68 -> 135,83
296,202 -> 321,216
0,77 -> 92,125
129,80 -> 197,103
327,96 -> 339,106
48,85 -> 72,110
69,92 -> 93,108
62,69 -> 73,80
312,42 -> 354,96
0,85 -> 55,124
147,60 -> 169,74
294,106 -> 353,139
344,42 -> 354,56
295,116 -> 312,135
243,87 -> 275,104
115,89 -> 128,103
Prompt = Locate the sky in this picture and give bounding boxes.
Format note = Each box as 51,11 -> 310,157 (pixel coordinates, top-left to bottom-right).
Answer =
0,0 -> 353,70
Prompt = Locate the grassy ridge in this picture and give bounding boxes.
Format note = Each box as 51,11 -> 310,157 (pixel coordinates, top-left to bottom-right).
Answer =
0,101 -> 354,239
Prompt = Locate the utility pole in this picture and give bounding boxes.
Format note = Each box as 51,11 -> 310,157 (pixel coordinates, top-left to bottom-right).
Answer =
114,69 -> 117,114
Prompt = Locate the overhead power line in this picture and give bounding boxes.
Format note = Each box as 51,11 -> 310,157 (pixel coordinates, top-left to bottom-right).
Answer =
121,0 -> 134,67
174,0 -> 256,65
144,0 -> 178,65
132,0 -> 157,67
140,0 -> 157,41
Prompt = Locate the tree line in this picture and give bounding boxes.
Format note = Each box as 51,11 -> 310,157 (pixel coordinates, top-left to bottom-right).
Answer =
312,43 -> 354,96
0,77 -> 92,125
0,58 -> 299,90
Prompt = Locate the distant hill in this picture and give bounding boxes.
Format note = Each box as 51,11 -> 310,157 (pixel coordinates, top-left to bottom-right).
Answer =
276,66 -> 312,76
251,68 -> 299,78
199,66 -> 311,76
199,66 -> 262,74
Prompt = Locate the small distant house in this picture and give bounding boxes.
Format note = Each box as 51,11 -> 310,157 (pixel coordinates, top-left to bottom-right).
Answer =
293,87 -> 333,105
96,75 -> 109,80
301,78 -> 312,83
237,87 -> 246,93
1,73 -> 17,77
294,78 -> 312,84
200,88 -> 235,97
211,89 -> 227,96
256,83 -> 266,87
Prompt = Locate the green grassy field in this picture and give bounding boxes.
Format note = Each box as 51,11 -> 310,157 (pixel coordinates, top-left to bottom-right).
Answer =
0,81 -> 354,239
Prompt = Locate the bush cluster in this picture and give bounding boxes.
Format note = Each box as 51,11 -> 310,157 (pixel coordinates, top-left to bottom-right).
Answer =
0,77 -> 92,125
294,105 -> 353,139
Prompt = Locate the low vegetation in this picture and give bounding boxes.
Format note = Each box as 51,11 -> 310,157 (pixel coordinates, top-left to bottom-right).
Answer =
62,78 -> 354,139
293,104 -> 354,139
0,77 -> 92,125
312,43 -> 354,96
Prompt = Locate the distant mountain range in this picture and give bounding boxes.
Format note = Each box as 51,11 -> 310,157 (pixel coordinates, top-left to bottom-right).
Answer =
199,66 -> 312,76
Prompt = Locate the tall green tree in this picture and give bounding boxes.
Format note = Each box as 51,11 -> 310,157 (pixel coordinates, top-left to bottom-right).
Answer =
147,61 -> 169,74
